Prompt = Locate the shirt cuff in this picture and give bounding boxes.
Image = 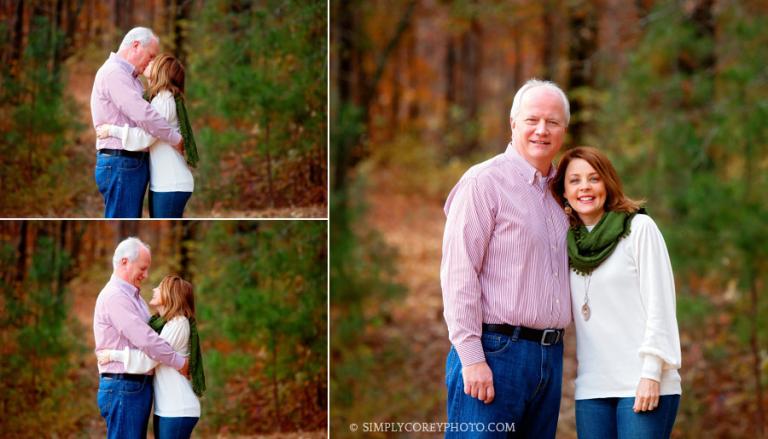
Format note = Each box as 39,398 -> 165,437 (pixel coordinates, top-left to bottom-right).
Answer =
171,352 -> 185,370
455,339 -> 486,368
640,354 -> 663,381
169,131 -> 182,146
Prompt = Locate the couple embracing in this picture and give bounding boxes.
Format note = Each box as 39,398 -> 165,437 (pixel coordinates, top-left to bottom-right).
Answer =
441,80 -> 682,438
91,27 -> 199,219
94,238 -> 205,438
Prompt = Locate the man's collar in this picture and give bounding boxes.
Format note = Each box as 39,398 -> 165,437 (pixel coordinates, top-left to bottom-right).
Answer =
109,52 -> 140,78
504,143 -> 555,185
110,274 -> 140,296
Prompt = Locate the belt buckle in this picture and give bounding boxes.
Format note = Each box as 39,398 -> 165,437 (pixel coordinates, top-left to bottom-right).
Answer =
541,329 -> 558,346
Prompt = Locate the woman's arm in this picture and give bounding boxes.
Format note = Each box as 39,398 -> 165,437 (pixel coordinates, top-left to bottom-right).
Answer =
633,215 -> 682,379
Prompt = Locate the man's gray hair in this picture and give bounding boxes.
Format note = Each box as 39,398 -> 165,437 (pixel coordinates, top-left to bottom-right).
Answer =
509,79 -> 570,126
118,27 -> 158,51
113,237 -> 150,269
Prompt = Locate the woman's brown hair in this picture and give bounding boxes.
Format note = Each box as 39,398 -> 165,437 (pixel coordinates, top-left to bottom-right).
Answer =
550,146 -> 643,227
146,54 -> 185,100
158,275 -> 195,320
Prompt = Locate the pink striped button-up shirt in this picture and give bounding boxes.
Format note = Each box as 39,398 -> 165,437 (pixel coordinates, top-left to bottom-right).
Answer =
93,275 -> 184,374
441,144 -> 571,367
90,52 -> 181,151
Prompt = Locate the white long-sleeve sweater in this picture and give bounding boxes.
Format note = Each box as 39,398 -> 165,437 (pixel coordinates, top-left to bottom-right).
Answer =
571,214 -> 682,400
109,316 -> 200,417
108,90 -> 194,193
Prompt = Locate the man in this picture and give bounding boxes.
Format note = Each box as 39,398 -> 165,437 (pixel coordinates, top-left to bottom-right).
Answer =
94,237 -> 189,439
91,27 -> 183,218
441,79 -> 572,438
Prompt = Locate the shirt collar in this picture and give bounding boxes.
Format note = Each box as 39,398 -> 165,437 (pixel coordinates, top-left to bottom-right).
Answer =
503,142 -> 555,186
109,52 -> 140,78
110,274 -> 140,298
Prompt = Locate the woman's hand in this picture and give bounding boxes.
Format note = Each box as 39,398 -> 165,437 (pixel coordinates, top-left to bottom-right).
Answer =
96,350 -> 111,365
95,125 -> 111,139
634,378 -> 660,412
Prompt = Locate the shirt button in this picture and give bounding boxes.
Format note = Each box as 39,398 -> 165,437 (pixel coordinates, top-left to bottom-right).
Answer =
556,299 -> 560,304
554,272 -> 559,277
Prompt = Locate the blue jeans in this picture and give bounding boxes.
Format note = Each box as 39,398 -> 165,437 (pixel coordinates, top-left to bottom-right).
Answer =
95,153 -> 149,218
575,394 -> 680,439
97,375 -> 153,439
153,414 -> 199,439
446,330 -> 564,438
149,191 -> 192,218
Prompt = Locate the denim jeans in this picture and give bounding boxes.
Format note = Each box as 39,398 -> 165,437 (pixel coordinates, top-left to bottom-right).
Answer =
94,153 -> 149,218
446,330 -> 564,438
149,191 -> 192,218
575,394 -> 680,439
153,415 -> 199,439
97,375 -> 153,439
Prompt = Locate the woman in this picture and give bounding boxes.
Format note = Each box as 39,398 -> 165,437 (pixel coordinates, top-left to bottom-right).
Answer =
550,147 -> 682,438
96,54 -> 198,218
97,275 -> 205,439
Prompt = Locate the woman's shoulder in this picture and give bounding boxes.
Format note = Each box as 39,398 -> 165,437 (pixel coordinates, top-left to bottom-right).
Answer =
628,212 -> 667,245
166,315 -> 190,327
151,90 -> 175,102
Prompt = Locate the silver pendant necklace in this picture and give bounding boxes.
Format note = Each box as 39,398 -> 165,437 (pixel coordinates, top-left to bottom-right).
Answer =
581,274 -> 592,321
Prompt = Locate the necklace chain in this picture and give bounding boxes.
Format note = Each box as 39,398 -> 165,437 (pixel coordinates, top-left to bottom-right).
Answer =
581,273 -> 592,321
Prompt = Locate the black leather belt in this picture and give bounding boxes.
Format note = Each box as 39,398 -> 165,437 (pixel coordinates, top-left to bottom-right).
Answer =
482,323 -> 564,346
100,373 -> 152,382
98,148 -> 148,159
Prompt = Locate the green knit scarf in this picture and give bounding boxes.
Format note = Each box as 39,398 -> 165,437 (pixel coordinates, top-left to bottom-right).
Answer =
567,210 -> 642,275
149,314 -> 206,397
174,94 -> 199,168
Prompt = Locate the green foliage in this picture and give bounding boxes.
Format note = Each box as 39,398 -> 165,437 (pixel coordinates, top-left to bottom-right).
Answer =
330,101 -> 408,433
0,235 -> 90,436
195,221 -> 327,432
0,17 -> 88,216
187,0 -> 327,209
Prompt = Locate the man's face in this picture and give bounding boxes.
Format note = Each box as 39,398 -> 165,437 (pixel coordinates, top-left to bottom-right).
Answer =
123,247 -> 151,289
133,39 -> 159,75
510,87 -> 567,172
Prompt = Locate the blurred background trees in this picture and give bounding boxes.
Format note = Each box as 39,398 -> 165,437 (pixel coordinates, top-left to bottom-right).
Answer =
0,220 -> 327,437
0,0 -> 327,217
331,0 -> 767,437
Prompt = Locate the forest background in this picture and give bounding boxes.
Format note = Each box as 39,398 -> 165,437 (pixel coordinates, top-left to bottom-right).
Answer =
0,220 -> 327,437
331,0 -> 768,437
0,0 -> 327,218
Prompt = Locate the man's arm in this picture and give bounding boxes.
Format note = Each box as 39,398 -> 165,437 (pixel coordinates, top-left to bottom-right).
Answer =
106,293 -> 185,370
441,175 -> 496,403
100,318 -> 190,377
107,71 -> 182,146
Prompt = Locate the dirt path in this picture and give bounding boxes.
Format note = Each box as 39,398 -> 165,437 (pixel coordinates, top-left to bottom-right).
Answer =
365,166 -> 578,437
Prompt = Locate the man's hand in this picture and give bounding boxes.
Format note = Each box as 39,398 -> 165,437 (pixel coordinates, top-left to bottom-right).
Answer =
96,125 -> 110,139
633,377 -> 660,412
178,357 -> 190,379
95,350 -> 111,365
174,137 -> 184,154
463,361 -> 495,404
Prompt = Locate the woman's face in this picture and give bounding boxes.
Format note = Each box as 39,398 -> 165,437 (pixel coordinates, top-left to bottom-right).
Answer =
143,60 -> 154,85
149,285 -> 164,307
563,158 -> 607,226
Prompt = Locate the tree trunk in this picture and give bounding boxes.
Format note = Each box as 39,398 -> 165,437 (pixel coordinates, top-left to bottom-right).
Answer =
567,0 -> 598,145
271,331 -> 282,430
